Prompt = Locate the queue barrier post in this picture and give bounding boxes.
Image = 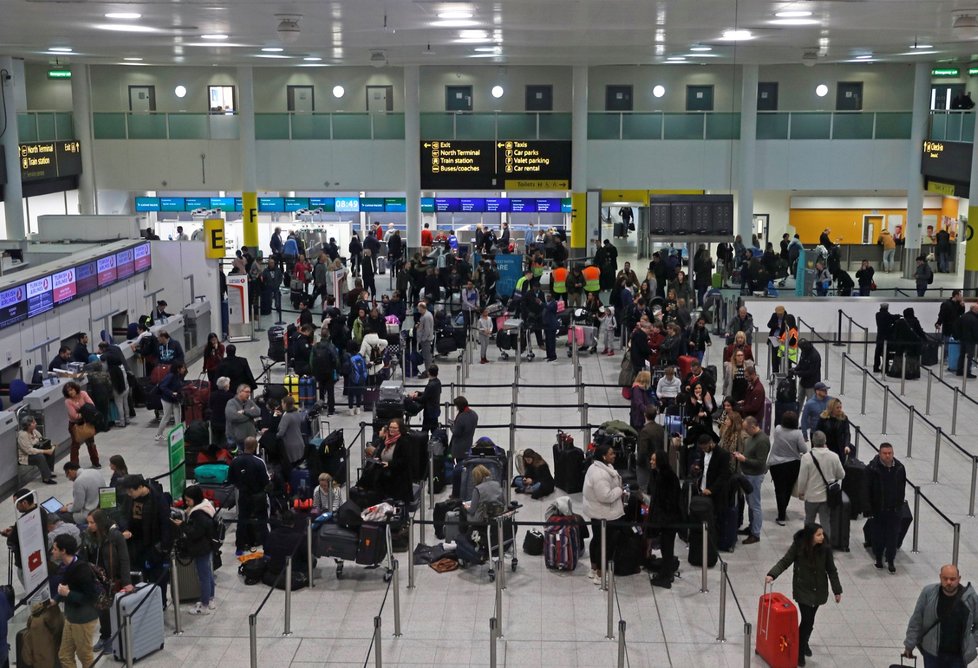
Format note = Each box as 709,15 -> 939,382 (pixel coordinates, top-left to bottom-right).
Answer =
606,560 -> 615,640
249,614 -> 258,668
900,353 -> 907,396
861,370 -> 868,416
700,522 -> 709,593
926,370 -> 933,415
169,554 -> 182,635
933,427 -> 943,483
840,355 -> 846,396
952,387 -> 960,436
717,561 -> 728,642
407,517 -> 416,589
392,559 -> 402,637
373,616 -> 383,668
489,618 -> 497,668
912,487 -> 921,553
881,388 -> 889,435
600,519 -> 608,591
283,556 -> 293,636
970,459 -> 977,518
743,623 -> 753,668
617,620 -> 627,668
907,406 -> 915,458
953,524 -> 961,567
307,520 -> 315,587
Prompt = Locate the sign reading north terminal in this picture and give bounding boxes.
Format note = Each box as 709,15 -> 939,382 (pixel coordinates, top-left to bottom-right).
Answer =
19,140 -> 83,182
420,141 -> 497,189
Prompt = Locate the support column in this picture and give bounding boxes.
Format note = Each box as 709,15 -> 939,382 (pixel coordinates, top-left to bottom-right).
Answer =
965,96 -> 978,292
904,62 -> 931,278
570,65 -> 588,260
404,65 -> 421,252
70,63 -> 96,215
736,65 -> 758,244
0,57 -> 25,240
238,66 -> 259,250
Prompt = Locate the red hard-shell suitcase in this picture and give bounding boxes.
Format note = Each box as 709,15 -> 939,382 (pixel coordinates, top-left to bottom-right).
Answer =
756,583 -> 799,668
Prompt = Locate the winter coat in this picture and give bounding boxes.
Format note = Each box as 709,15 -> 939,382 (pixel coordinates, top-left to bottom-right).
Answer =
582,460 -> 624,521
767,540 -> 843,607
180,500 -> 217,558
904,582 -> 978,663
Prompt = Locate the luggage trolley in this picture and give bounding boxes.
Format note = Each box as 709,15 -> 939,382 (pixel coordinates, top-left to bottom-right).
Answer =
313,506 -> 402,582
455,502 -> 521,582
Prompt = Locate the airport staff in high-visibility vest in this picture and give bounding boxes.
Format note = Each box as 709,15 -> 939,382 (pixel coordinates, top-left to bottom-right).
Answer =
552,264 -> 568,299
778,317 -> 800,367
582,263 -> 601,295
531,254 -> 545,286
515,269 -> 534,295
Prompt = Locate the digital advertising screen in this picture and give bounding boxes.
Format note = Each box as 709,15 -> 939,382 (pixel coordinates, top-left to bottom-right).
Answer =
52,268 -> 76,305
116,248 -> 135,279
26,276 -> 53,319
74,261 -> 98,297
359,198 -> 385,213
334,197 -> 360,213
133,243 -> 152,272
96,255 -> 117,288
0,285 -> 27,330
135,197 -> 161,212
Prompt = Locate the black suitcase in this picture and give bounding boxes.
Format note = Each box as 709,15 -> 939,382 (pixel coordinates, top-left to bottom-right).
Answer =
356,523 -> 388,566
315,523 -> 359,561
717,501 -> 739,553
613,527 -> 644,576
842,457 -> 870,519
402,429 -> 428,483
921,334 -> 940,367
613,221 -> 626,238
260,291 -> 272,315
268,341 -> 286,364
687,496 -> 718,567
830,491 -> 852,552
862,500 -> 913,550
375,399 -> 404,421
552,444 -> 585,494
140,377 -> 162,410
887,355 -> 921,379
436,337 -> 458,355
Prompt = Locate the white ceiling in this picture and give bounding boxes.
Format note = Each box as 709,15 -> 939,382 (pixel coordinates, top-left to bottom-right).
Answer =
5,0 -> 978,67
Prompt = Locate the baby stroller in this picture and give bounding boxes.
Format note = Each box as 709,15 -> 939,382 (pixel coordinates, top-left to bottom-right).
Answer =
455,501 -> 521,582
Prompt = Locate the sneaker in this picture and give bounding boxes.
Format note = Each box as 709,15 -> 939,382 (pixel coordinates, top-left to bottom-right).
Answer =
188,603 -> 208,615
93,638 -> 107,653
775,519 -> 786,526
154,435 -> 163,441
888,562 -> 896,574
207,600 -> 217,611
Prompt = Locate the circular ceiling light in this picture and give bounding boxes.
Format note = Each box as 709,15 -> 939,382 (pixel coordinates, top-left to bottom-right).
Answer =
652,85 -> 666,98
775,10 -> 812,18
332,85 -> 345,98
261,47 -> 284,52
105,12 -> 141,19
438,11 -> 473,19
174,85 -> 187,98
689,45 -> 712,52
48,46 -> 73,52
720,29 -> 753,41
201,34 -> 228,40
491,85 -> 504,98
815,84 -> 828,97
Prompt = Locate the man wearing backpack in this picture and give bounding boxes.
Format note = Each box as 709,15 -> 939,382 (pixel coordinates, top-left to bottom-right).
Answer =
53,534 -> 99,668
119,475 -> 173,607
312,335 -> 339,416
343,341 -> 368,415
914,255 -> 934,297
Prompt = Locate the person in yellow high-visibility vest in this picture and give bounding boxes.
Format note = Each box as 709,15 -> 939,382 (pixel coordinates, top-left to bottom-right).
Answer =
531,253 -> 545,286
582,263 -> 601,295
515,269 -> 533,295
778,314 -> 800,368
552,264 -> 568,299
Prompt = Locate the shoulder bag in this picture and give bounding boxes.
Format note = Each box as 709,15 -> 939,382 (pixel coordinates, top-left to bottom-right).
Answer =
810,452 -> 843,508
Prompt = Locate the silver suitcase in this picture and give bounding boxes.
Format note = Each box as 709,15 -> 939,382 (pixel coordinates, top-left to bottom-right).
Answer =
111,582 -> 165,662
379,380 -> 403,402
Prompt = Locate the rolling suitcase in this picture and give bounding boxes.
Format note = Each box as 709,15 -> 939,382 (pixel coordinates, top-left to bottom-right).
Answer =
379,380 -> 402,402
377,256 -> 387,275
687,496 -> 718,567
717,502 -> 739,553
283,374 -> 300,402
260,290 -> 272,316
111,583 -> 165,662
947,337 -> 961,372
356,523 -> 388,565
298,376 -> 317,409
921,334 -> 940,366
315,523 -> 359,561
198,483 -> 236,509
862,500 -> 913,550
552,443 -> 585,494
756,584 -> 800,668
842,457 -> 869,519
444,509 -> 463,543
375,399 -> 403,420
175,557 -> 201,602
544,517 -> 580,571
761,398 -> 774,435
613,527 -> 644,576
830,491 -> 852,552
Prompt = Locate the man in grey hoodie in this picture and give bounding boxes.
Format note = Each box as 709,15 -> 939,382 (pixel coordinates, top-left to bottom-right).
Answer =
224,384 -> 261,450
904,564 -> 978,666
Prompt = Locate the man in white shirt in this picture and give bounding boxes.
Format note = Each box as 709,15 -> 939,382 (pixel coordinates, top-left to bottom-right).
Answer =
656,366 -> 682,409
795,430 -> 846,540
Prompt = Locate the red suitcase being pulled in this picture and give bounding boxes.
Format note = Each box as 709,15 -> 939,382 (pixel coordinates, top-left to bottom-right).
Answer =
756,584 -> 799,668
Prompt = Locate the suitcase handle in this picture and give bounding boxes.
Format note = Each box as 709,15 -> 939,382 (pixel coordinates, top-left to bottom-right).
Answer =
761,579 -> 775,638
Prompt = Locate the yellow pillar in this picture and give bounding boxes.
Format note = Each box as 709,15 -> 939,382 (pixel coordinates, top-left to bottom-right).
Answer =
571,192 -> 587,251
242,192 -> 258,250
965,205 -> 978,273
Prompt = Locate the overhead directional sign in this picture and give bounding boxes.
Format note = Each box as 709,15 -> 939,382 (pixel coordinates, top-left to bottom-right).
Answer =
420,139 -> 571,190
496,140 -> 571,190
19,140 -> 82,182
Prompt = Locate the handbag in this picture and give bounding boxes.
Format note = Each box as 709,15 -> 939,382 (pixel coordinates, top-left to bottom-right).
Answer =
74,422 -> 96,443
810,452 -> 843,509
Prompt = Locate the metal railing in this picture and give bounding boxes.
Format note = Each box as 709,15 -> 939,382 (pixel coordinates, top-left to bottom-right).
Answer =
796,316 -> 833,379
837,309 -> 870,368
716,559 -> 753,667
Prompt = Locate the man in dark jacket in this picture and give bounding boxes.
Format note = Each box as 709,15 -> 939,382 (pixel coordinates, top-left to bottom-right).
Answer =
409,364 -> 442,440
935,227 -> 952,273
119,475 -> 173,605
261,258 -> 285,324
735,365 -> 766,424
291,325 -> 314,377
727,306 -> 755,344
692,434 -> 733,538
53,534 -> 99,668
955,302 -> 978,378
229,436 -> 271,555
449,396 -> 479,462
630,323 -> 652,376
636,405 -> 665,490
215,344 -> 257,391
793,340 -> 822,400
937,290 -> 965,347
542,292 -> 559,362
874,303 -> 898,373
866,443 -> 907,573
72,333 -> 91,364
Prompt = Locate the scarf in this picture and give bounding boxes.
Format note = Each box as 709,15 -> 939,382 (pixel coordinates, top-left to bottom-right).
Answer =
384,434 -> 399,450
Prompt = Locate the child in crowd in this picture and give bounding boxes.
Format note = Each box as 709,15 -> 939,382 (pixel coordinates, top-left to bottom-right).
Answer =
599,306 -> 617,356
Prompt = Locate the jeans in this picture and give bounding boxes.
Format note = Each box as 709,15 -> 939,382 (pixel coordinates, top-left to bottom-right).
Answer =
317,378 -> 336,414
804,501 -> 832,541
798,603 -> 819,656
347,387 -> 364,409
917,283 -> 927,297
194,554 -> 215,606
937,249 -> 951,273
769,461 -> 800,521
923,651 -> 967,668
744,473 -> 765,537
157,400 -> 182,437
272,288 -> 282,322
59,618 -> 98,668
883,248 -> 895,272
872,507 -> 901,563
113,372 -> 130,425
513,477 -> 541,495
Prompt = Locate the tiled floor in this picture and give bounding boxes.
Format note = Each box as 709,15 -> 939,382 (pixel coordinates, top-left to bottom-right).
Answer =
2,242 -> 974,667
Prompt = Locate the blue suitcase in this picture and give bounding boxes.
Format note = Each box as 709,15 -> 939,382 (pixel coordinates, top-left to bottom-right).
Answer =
298,375 -> 317,409
948,338 -> 961,371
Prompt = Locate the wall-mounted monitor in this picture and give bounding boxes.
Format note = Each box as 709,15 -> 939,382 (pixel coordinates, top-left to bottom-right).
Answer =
135,197 -> 161,212
160,197 -> 185,212
384,198 -> 406,212
52,268 -> 76,306
359,198 -> 385,213
96,255 -> 118,288
284,197 -> 309,212
116,248 -> 135,279
0,286 -> 27,329
74,261 -> 98,297
258,197 -> 285,212
26,276 -> 53,319
183,197 -> 209,210
308,197 -> 335,211
209,197 -> 235,212
133,243 -> 152,272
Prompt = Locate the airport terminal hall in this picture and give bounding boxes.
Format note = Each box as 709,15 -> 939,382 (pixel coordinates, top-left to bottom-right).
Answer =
8,1 -> 978,667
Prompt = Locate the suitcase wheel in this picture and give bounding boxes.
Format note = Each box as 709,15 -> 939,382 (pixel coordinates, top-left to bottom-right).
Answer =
488,570 -> 495,582
511,560 -> 518,572
336,561 -> 344,579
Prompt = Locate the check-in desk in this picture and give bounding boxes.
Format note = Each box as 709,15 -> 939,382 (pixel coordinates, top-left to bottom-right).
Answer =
0,409 -> 20,496
182,300 -> 212,361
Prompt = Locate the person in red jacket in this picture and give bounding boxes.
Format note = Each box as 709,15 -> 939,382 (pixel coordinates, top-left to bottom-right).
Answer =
421,223 -> 433,248
735,364 -> 766,424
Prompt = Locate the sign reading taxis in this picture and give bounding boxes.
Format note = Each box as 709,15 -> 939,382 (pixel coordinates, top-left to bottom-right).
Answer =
497,140 -> 571,190
19,141 -> 82,182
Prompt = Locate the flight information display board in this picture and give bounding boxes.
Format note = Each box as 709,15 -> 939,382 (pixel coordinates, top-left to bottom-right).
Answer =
183,197 -> 209,210
420,140 -> 571,189
116,248 -> 135,279
75,261 -> 98,297
308,197 -> 335,211
258,197 -> 285,212
52,268 -> 76,305
160,198 -> 185,212
335,197 -> 360,213
284,197 -> 309,212
135,197 -> 161,212
26,276 -> 53,319
359,198 -> 385,212
0,286 -> 27,329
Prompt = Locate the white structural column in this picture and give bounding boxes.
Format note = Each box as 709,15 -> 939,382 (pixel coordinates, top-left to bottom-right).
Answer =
903,62 -> 931,278
237,66 -> 259,248
570,65 -> 588,258
404,65 -> 421,251
70,63 -> 96,215
0,56 -> 25,239
736,65 -> 758,243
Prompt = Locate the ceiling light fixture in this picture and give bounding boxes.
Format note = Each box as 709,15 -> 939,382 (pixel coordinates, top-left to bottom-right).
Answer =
459,29 -> 488,39
491,85 -> 504,98
95,23 -> 157,33
815,84 -> 828,97
652,85 -> 665,98
276,14 -> 302,44
105,12 -> 141,20
775,10 -> 812,18
474,46 -> 501,52
855,54 -> 873,59
720,29 -> 753,41
667,56 -> 686,61
48,47 -> 73,52
431,19 -> 478,28
262,47 -> 284,52
769,18 -> 819,25
911,44 -> 934,49
332,85 -> 345,98
201,34 -> 228,40
689,45 -> 712,52
123,57 -> 143,61
438,10 -> 473,19
303,56 -> 322,61
174,85 -> 187,98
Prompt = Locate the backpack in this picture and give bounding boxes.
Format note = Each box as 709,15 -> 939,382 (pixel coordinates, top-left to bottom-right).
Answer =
312,341 -> 338,380
349,354 -> 367,386
89,562 -> 114,611
776,376 -> 797,404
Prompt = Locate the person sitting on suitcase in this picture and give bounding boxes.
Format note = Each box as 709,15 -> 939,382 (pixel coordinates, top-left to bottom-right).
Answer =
766,523 -> 843,666
464,464 -> 503,525
866,443 -> 907,573
313,473 -> 345,515
52,534 -> 100,668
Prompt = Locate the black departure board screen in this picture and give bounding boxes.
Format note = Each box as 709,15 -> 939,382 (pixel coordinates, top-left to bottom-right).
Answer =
0,286 -> 27,329
421,141 -> 497,189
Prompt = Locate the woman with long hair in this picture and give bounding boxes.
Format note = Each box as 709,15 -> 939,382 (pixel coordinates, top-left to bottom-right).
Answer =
648,449 -> 682,589
83,509 -> 132,650
202,333 -> 225,388
630,370 -> 652,431
769,411 -> 808,525
582,444 -> 626,586
815,398 -> 851,461
718,407 -> 745,472
766,523 -> 843,666
512,449 -> 554,499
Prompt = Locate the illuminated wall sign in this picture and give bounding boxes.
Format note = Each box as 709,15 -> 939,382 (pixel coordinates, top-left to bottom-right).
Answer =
52,268 -> 76,305
26,277 -> 53,318
134,243 -> 152,272
921,140 -> 972,189
384,198 -> 406,212
47,69 -> 71,80
334,197 -> 360,213
0,286 -> 27,329
74,261 -> 98,297
359,198 -> 385,212
18,141 -> 82,182
284,197 -> 309,212
932,68 -> 961,77
420,140 -> 571,190
421,140 -> 497,189
135,197 -> 161,212
116,248 -> 135,279
97,255 -> 118,288
970,68 -> 978,76
497,140 -> 572,190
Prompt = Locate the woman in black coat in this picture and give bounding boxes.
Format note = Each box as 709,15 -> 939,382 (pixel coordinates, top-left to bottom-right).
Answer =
513,449 -> 554,499
630,324 -> 652,375
369,418 -> 414,504
348,234 -> 363,277
648,449 -> 682,589
815,398 -> 852,461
